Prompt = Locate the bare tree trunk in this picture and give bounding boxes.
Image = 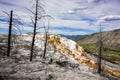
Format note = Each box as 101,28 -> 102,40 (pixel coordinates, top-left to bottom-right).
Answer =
42,16 -> 53,59
43,32 -> 47,59
7,10 -> 13,57
97,24 -> 102,74
30,0 -> 38,61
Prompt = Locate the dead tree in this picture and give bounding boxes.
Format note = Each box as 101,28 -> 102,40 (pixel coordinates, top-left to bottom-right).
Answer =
97,24 -> 102,74
42,16 -> 54,59
29,0 -> 45,61
30,0 -> 39,61
26,0 -> 53,61
7,10 -> 13,57
3,10 -> 23,56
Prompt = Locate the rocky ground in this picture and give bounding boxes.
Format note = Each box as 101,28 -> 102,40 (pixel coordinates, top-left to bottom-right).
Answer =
0,46 -> 118,80
0,34 -> 119,80
0,56 -> 117,80
86,53 -> 120,70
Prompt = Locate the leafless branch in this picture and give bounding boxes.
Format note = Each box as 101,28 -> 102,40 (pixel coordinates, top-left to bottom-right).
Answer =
3,11 -> 10,16
25,7 -> 35,14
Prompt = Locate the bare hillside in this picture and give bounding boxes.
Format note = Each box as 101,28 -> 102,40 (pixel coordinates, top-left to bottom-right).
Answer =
76,29 -> 120,51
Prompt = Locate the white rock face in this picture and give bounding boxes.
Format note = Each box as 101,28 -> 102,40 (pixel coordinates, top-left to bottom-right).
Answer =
60,37 -> 76,52
0,34 -> 119,80
22,34 -> 96,68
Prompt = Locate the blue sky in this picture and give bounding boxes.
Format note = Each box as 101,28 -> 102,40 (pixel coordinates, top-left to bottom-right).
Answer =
0,0 -> 120,35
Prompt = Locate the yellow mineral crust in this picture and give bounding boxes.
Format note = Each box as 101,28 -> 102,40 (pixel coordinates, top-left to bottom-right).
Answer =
27,34 -> 120,78
47,35 -> 97,68
103,67 -> 120,78
46,35 -> 120,78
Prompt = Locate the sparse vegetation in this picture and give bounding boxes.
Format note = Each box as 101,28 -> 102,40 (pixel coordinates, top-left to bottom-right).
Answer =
0,34 -> 120,79
79,43 -> 120,64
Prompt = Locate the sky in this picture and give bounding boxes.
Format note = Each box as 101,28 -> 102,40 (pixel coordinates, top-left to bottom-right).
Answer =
0,0 -> 120,35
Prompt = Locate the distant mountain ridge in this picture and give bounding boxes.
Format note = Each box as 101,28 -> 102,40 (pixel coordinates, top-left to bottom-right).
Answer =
76,29 -> 120,51
59,34 -> 83,40
26,33 -> 83,40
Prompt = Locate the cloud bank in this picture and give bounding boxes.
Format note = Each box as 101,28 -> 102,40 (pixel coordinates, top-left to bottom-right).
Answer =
0,0 -> 120,35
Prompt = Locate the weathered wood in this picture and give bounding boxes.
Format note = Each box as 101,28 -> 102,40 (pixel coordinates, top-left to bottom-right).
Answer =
30,0 -> 38,61
7,10 -> 13,57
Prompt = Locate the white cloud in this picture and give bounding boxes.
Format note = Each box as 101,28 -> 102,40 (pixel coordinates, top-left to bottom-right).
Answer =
50,17 -> 99,31
87,0 -> 96,3
61,10 -> 75,14
100,15 -> 120,21
0,0 -> 120,35
96,15 -> 120,25
15,11 -> 32,23
37,28 -> 90,35
0,23 -> 9,29
0,21 -> 33,32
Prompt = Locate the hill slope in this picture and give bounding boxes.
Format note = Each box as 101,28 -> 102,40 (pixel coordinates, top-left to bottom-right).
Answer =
76,29 -> 120,51
0,34 -> 120,79
59,34 -> 83,40
75,29 -> 120,64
